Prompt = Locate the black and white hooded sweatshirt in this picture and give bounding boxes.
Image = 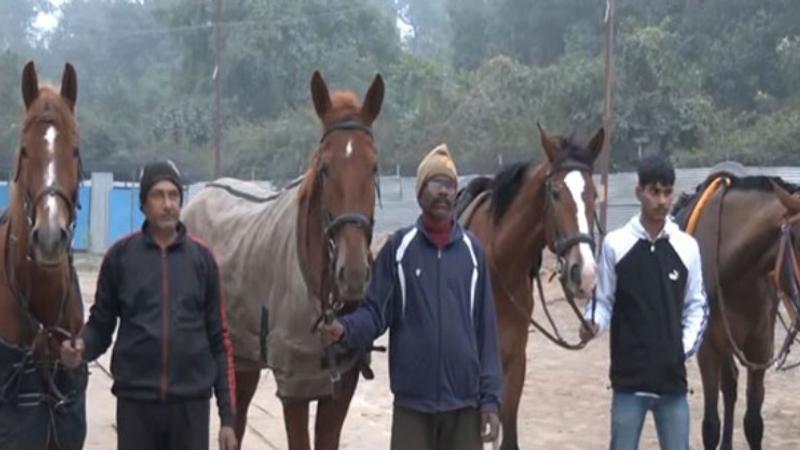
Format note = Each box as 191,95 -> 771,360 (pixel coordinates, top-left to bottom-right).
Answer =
585,215 -> 708,395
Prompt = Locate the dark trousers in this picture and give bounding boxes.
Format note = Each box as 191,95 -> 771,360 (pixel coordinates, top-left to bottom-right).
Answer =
117,397 -> 210,450
390,405 -> 481,450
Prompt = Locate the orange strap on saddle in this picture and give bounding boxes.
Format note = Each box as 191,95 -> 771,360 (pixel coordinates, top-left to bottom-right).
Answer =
686,176 -> 731,235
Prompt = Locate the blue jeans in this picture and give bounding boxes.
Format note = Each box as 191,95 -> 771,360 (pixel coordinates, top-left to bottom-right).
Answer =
610,391 -> 690,450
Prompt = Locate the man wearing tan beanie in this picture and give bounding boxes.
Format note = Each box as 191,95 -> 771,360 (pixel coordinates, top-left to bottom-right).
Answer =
323,144 -> 503,449
415,143 -> 459,198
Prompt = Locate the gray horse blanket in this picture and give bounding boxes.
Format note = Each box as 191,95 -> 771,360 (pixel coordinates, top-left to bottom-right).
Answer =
182,178 -> 360,399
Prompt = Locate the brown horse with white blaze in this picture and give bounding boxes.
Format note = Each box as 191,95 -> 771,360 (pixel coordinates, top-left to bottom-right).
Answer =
456,125 -> 604,450
182,71 -> 383,450
0,61 -> 86,450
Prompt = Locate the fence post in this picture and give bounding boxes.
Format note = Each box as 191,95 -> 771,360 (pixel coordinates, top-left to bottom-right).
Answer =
89,172 -> 113,254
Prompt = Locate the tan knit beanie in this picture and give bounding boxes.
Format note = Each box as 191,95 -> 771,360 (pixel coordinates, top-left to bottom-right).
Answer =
416,144 -> 458,197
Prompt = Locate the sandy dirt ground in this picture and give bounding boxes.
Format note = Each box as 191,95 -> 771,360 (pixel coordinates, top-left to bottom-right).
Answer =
73,253 -> 800,450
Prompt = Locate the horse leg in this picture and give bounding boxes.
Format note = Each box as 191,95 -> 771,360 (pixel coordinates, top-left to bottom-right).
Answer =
499,345 -> 526,450
743,368 -> 765,450
314,368 -> 360,450
719,354 -> 739,450
743,297 -> 773,450
698,342 -> 722,450
233,369 -> 261,449
282,399 -> 311,450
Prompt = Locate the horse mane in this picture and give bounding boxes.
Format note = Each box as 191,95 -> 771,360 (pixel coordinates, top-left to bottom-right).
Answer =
298,90 -> 363,202
672,175 -> 800,219
552,135 -> 595,168
322,91 -> 361,125
728,175 -> 800,193
490,162 -> 532,222
455,176 -> 493,218
486,135 -> 594,222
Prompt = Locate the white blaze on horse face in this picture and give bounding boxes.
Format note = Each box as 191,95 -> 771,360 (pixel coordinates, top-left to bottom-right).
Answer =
564,170 -> 597,294
344,140 -> 353,158
44,126 -> 58,221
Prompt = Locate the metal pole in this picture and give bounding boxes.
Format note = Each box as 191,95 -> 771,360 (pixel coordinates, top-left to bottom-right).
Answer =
212,0 -> 224,179
598,0 -> 616,233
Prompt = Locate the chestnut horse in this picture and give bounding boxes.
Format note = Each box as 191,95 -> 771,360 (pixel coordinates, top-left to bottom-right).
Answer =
0,62 -> 85,449
673,173 -> 800,450
183,71 -> 383,450
456,125 -> 604,449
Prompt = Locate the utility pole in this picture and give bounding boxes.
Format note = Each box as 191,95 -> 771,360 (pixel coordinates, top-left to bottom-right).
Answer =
212,0 -> 224,179
599,0 -> 616,233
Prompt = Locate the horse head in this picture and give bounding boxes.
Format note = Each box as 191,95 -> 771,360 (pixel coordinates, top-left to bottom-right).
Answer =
15,61 -> 81,267
304,71 -> 384,303
538,124 -> 604,299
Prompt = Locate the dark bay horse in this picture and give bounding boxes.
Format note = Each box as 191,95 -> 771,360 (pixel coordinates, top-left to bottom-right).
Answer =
673,174 -> 800,450
0,62 -> 85,449
182,71 -> 383,450
456,125 -> 604,449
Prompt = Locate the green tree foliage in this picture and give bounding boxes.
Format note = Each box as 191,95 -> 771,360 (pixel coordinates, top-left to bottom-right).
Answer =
0,0 -> 798,180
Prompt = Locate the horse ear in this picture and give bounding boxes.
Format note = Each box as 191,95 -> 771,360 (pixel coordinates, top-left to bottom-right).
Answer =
537,122 -> 559,162
771,181 -> 800,214
60,62 -> 78,111
21,61 -> 39,110
587,127 -> 605,161
310,71 -> 332,119
361,74 -> 384,125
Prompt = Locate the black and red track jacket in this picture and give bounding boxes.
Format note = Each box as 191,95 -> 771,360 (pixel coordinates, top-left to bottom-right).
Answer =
82,221 -> 237,425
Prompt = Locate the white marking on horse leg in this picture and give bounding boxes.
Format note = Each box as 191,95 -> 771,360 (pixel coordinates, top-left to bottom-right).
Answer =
564,171 -> 597,294
345,140 -> 353,158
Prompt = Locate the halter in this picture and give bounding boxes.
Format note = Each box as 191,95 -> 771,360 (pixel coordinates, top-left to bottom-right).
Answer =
314,118 -> 379,395
483,158 -> 601,351
1,147 -> 85,412
544,159 -> 597,265
15,144 -> 84,244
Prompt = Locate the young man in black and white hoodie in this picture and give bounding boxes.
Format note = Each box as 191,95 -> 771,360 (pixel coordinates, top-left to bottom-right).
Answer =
581,155 -> 708,450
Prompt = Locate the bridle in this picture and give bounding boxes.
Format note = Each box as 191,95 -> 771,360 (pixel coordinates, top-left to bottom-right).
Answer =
0,134 -> 85,415
317,120 -> 379,252
544,159 -> 597,268
488,158 -> 600,350
14,140 -> 84,244
313,119 -> 380,394
711,180 -> 800,370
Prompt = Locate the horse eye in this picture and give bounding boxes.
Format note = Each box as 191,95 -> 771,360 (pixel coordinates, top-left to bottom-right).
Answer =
551,188 -> 561,201
73,147 -> 79,158
19,147 -> 27,158
320,165 -> 329,177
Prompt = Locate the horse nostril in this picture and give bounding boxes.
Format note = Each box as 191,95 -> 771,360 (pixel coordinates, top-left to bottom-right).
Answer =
569,264 -> 581,285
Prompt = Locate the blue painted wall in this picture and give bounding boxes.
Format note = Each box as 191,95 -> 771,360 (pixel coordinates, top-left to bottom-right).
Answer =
109,187 -> 145,245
